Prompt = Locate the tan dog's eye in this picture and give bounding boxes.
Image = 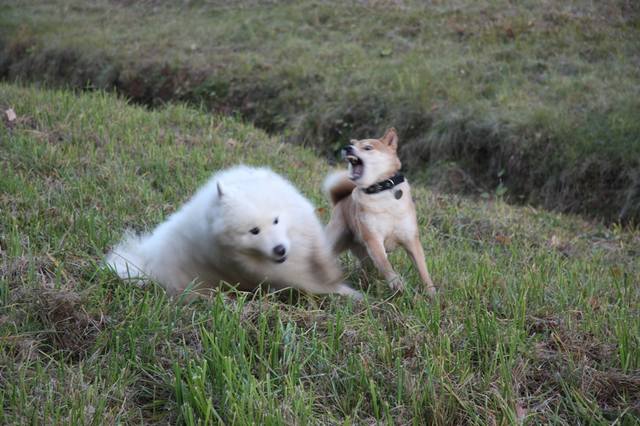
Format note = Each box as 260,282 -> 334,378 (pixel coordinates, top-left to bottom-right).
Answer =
364,145 -> 373,151
249,227 -> 260,235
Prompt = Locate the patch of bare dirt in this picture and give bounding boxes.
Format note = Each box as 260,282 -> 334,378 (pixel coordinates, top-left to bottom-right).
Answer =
1,254 -> 106,360
523,315 -> 640,418
34,289 -> 106,358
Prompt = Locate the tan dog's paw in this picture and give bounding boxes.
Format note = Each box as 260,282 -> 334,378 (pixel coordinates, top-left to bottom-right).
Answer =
388,276 -> 405,292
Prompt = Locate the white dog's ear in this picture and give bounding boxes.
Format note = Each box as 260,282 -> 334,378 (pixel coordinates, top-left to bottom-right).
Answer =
216,181 -> 224,198
381,128 -> 398,151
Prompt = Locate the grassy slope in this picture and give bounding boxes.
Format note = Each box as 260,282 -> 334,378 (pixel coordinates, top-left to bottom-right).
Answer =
1,83 -> 639,424
1,0 -> 639,222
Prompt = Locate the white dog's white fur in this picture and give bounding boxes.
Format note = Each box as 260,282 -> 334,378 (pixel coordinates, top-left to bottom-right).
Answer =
106,165 -> 360,298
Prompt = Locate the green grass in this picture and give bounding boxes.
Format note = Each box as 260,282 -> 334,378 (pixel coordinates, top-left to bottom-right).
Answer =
1,0 -> 639,222
1,83 -> 639,424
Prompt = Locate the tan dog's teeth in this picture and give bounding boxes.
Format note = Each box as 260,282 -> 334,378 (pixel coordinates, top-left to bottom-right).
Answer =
346,155 -> 361,165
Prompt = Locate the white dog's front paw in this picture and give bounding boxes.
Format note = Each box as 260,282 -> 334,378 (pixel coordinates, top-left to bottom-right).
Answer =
388,276 -> 405,292
336,283 -> 364,300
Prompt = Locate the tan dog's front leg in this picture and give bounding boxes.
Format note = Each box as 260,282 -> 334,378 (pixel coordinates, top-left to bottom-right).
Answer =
403,237 -> 436,295
364,238 -> 404,291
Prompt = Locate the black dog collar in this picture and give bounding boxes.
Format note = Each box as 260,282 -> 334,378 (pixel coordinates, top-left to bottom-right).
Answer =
363,173 -> 405,194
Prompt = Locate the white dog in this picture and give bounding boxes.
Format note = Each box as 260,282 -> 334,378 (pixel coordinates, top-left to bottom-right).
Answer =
106,165 -> 361,298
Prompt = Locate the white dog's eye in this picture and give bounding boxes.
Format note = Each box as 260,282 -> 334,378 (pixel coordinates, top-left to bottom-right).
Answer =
249,227 -> 260,235
273,217 -> 279,225
364,145 -> 373,151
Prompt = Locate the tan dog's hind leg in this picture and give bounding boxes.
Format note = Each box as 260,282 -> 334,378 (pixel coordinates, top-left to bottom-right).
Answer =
349,242 -> 370,268
325,208 -> 352,255
364,237 -> 404,292
403,237 -> 436,295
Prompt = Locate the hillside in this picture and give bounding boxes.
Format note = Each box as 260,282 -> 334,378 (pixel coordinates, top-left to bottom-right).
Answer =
1,84 -> 639,423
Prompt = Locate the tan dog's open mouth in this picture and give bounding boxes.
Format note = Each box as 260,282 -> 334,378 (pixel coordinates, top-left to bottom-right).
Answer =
346,154 -> 364,180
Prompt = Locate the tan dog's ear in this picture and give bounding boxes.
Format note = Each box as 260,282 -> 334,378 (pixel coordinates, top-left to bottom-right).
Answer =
381,128 -> 398,151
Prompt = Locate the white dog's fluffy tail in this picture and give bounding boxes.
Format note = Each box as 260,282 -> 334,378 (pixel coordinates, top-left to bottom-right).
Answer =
105,230 -> 148,285
323,170 -> 356,205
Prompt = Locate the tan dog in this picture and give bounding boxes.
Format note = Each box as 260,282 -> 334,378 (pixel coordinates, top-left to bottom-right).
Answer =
324,128 -> 436,294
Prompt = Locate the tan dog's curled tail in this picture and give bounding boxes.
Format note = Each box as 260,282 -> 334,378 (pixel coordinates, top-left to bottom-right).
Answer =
323,170 -> 357,205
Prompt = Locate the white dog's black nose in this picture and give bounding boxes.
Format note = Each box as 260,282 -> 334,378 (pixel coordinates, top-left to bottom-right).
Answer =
273,245 -> 286,257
